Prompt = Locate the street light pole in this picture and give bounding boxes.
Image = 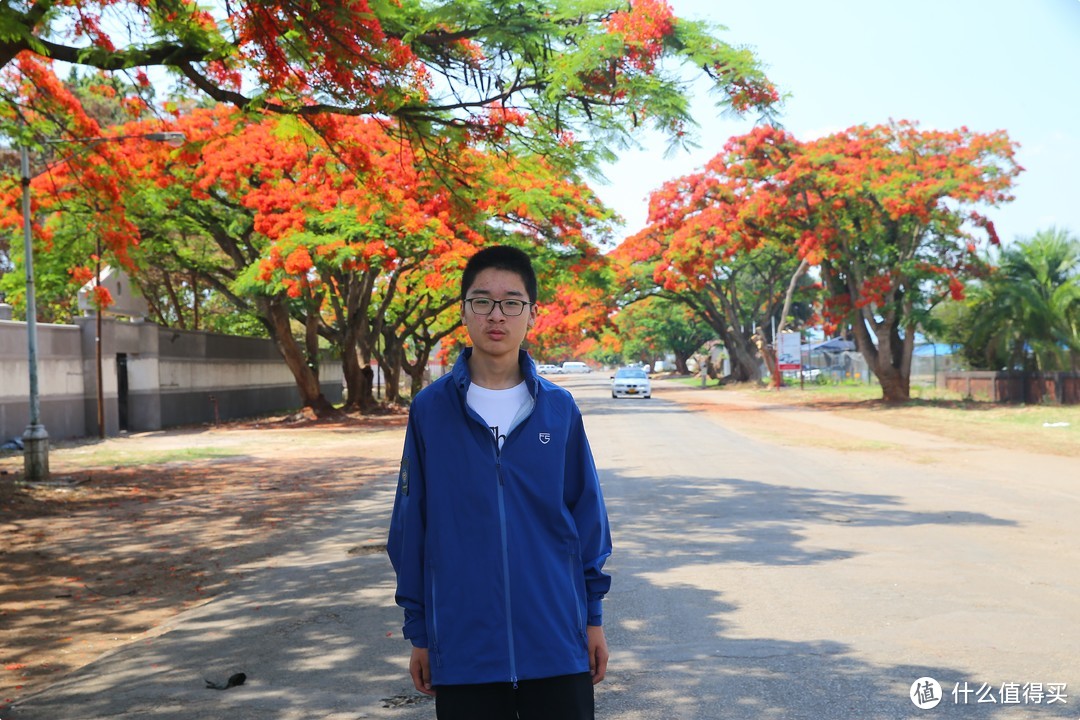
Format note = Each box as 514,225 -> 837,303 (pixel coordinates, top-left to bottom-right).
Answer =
20,144 -> 49,482
95,236 -> 105,439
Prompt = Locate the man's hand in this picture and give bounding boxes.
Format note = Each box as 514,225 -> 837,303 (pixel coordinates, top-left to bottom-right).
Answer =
587,625 -> 609,685
409,646 -> 435,696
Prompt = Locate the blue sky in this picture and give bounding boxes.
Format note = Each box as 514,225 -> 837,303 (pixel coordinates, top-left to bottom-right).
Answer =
593,0 -> 1080,246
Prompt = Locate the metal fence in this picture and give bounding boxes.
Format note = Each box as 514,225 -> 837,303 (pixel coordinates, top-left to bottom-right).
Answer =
805,345 -> 964,388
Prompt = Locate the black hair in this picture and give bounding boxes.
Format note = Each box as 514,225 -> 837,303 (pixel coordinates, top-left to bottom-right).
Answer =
460,245 -> 538,303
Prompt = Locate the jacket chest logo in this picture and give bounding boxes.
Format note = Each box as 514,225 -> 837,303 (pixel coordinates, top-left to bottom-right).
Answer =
538,432 -> 551,445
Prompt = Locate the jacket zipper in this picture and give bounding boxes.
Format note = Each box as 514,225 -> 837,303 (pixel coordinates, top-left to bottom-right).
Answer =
464,384 -> 529,688
495,453 -> 519,688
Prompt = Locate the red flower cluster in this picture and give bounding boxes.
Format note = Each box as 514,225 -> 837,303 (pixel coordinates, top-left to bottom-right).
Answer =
606,0 -> 676,73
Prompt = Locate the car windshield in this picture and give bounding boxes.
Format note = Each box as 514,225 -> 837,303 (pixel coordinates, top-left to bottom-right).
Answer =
615,368 -> 647,379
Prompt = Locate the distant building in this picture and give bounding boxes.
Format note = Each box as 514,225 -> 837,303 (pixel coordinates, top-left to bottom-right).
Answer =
77,266 -> 149,318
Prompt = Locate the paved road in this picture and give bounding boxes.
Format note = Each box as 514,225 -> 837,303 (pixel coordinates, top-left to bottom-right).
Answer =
8,376 -> 1079,719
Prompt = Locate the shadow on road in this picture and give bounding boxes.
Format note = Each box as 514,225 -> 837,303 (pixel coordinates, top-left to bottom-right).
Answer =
597,462 -> 1056,719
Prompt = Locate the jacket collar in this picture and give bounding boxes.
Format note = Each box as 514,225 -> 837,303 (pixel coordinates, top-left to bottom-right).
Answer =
452,347 -> 540,398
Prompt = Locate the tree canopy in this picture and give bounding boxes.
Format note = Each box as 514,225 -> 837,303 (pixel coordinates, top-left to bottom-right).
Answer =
1,0 -> 778,168
615,121 -> 1020,401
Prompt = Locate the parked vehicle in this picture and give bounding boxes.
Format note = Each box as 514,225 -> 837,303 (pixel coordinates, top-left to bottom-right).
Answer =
561,361 -> 592,374
611,367 -> 651,399
536,363 -> 562,375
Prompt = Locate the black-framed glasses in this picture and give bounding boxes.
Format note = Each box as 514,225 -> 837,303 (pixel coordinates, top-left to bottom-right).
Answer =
465,297 -> 533,316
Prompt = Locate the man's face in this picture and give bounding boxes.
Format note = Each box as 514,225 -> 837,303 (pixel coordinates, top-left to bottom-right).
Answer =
462,268 -> 536,363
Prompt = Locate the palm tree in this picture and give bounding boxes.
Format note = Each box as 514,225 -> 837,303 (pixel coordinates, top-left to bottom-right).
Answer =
965,228 -> 1080,371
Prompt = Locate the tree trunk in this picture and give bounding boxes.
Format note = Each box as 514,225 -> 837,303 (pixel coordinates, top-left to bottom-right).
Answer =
875,363 -> 910,403
341,321 -> 378,411
304,304 -> 321,380
772,258 -> 811,388
721,325 -> 761,382
400,349 -> 428,399
381,334 -> 404,404
341,342 -> 365,411
823,258 -> 913,403
850,311 -> 913,403
755,327 -> 780,388
359,365 -> 375,408
876,319 -> 914,403
409,369 -> 425,399
258,296 -> 336,416
711,294 -> 761,382
668,293 -> 760,382
162,272 -> 187,329
673,352 -> 690,375
400,338 -> 434,401
191,269 -> 199,331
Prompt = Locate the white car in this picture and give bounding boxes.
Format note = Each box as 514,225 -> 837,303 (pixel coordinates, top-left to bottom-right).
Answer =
536,363 -> 562,375
561,361 -> 592,374
611,367 -> 651,399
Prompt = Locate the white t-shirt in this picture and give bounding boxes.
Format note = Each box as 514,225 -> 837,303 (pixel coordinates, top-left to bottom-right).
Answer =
467,381 -> 530,450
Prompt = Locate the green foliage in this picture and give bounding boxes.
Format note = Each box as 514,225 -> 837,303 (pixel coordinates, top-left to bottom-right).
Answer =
612,295 -> 714,366
0,228 -> 87,322
956,228 -> 1080,371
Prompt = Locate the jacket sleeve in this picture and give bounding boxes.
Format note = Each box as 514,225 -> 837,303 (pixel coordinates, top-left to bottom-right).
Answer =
386,410 -> 429,648
564,406 -> 612,627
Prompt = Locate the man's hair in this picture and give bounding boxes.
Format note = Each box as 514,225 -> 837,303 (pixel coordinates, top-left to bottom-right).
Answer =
461,245 -> 538,303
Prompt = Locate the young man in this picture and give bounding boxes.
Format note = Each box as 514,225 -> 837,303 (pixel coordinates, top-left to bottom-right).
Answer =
387,245 -> 612,720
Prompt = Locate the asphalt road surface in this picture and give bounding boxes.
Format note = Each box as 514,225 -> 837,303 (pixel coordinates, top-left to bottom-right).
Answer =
8,375 -> 1079,719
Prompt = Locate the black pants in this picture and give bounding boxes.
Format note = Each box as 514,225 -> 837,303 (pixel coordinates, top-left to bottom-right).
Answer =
434,672 -> 594,720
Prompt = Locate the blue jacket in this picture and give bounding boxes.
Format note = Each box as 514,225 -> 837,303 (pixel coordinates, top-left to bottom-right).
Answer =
387,349 -> 612,686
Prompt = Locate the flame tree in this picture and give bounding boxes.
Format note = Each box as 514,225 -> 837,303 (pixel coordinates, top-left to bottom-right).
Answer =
613,129 -> 813,383
616,122 -> 1020,401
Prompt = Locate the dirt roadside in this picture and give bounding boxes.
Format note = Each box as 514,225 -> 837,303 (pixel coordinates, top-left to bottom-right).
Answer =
1,383 -> 1076,709
0,411 -> 407,707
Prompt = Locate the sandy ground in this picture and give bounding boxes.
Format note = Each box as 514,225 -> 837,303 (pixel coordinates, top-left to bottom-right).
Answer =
0,410 -> 407,707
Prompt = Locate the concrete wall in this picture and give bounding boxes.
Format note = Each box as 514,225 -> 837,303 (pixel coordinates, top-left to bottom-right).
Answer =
1,320 -> 88,440
1,318 -> 342,442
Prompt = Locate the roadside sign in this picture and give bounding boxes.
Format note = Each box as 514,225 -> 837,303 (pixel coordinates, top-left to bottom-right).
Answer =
778,332 -> 801,371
